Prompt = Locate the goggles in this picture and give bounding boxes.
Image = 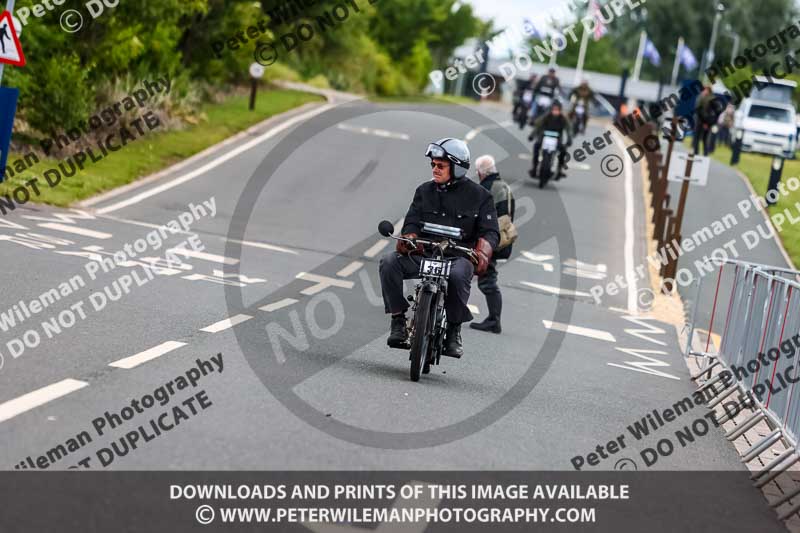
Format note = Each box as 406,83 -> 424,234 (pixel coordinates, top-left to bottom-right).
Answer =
425,143 -> 446,159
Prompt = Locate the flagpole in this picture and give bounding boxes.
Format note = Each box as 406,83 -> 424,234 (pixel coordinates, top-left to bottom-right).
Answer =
0,0 -> 16,87
574,27 -> 590,85
632,30 -> 646,82
671,36 -> 683,86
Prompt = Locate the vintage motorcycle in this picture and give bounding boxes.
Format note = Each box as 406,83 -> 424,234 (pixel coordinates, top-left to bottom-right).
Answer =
377,220 -> 476,382
534,129 -> 564,189
570,98 -> 587,135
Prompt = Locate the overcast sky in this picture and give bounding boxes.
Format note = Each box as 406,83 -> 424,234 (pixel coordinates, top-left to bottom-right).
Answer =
465,0 -> 576,53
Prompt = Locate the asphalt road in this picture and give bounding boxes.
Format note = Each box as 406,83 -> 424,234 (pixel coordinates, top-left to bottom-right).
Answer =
0,93 -> 787,526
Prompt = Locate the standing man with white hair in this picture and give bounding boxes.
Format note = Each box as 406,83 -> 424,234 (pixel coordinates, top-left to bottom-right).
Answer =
470,155 -> 515,334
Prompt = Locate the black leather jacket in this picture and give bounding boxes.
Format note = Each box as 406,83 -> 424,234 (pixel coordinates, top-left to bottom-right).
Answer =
401,178 -> 500,254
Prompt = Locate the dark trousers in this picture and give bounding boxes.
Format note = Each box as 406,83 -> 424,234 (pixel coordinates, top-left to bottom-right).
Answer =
379,252 -> 474,324
693,124 -> 710,156
477,259 -> 502,320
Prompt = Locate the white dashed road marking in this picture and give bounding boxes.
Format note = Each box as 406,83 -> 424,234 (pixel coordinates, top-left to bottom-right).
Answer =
232,238 -> 299,255
363,240 -> 388,258
542,320 -> 617,342
259,298 -> 299,312
109,341 -> 188,369
467,304 -> 480,315
37,223 -> 112,239
337,123 -> 410,140
200,314 -> 253,333
0,379 -> 89,423
563,267 -> 607,280
336,261 -> 364,277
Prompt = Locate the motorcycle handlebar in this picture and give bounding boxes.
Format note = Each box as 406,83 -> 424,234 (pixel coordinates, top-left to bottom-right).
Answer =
391,234 -> 477,260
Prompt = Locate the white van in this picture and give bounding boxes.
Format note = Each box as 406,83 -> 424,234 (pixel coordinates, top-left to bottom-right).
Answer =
733,77 -> 797,158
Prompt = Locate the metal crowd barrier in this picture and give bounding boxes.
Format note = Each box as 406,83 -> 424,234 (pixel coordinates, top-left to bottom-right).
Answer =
686,259 -> 800,519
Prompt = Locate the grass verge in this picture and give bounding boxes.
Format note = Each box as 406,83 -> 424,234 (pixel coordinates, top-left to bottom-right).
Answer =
0,88 -> 324,207
703,141 -> 800,266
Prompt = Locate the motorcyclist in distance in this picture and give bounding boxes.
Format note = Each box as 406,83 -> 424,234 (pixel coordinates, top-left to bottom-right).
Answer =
528,100 -> 573,179
569,79 -> 594,134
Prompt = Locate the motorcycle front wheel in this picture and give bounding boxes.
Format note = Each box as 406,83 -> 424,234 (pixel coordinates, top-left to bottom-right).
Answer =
539,152 -> 553,189
409,286 -> 435,382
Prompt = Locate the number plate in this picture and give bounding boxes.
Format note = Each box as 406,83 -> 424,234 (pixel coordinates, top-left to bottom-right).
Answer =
542,136 -> 558,151
419,259 -> 450,278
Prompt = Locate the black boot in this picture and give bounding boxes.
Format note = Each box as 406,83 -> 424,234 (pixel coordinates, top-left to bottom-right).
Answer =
469,293 -> 502,333
444,323 -> 464,358
387,314 -> 408,348
470,317 -> 501,333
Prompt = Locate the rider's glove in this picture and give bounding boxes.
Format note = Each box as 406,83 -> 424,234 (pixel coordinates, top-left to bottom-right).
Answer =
472,237 -> 493,276
396,233 -> 422,254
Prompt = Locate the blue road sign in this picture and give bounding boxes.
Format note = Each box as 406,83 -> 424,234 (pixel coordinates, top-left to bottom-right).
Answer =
0,86 -> 18,183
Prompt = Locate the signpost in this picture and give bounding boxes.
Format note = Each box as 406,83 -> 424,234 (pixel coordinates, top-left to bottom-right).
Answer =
0,85 -> 17,178
0,1 -> 24,182
249,62 -> 264,111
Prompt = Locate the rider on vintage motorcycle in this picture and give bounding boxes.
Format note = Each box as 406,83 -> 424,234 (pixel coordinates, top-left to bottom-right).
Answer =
530,68 -> 562,122
378,138 -> 499,358
568,80 -> 594,134
528,100 -> 573,179
513,75 -> 537,129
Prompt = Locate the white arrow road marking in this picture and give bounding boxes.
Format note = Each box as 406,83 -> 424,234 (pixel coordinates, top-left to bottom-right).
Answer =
518,252 -> 554,272
303,481 -> 439,533
518,258 -> 554,271
336,261 -> 364,277
36,223 -> 112,239
364,240 -> 389,258
109,341 -> 187,369
167,248 -> 239,265
621,316 -> 667,346
200,314 -> 253,333
259,298 -> 298,312
95,104 -> 334,213
542,320 -> 616,342
521,282 -> 591,298
609,348 -> 679,380
563,259 -> 607,272
0,379 -> 89,424
297,272 -> 355,295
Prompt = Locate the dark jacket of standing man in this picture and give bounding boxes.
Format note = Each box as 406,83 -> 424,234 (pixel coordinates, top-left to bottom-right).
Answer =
379,138 -> 499,358
470,155 -> 514,334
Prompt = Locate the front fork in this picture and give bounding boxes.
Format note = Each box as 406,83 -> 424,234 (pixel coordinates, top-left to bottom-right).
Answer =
407,280 -> 447,365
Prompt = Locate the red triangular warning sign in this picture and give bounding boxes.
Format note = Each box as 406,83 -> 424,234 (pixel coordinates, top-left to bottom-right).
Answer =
0,11 -> 24,67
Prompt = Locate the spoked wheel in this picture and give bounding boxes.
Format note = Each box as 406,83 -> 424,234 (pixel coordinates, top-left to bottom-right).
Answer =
409,287 -> 435,382
539,152 -> 553,189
